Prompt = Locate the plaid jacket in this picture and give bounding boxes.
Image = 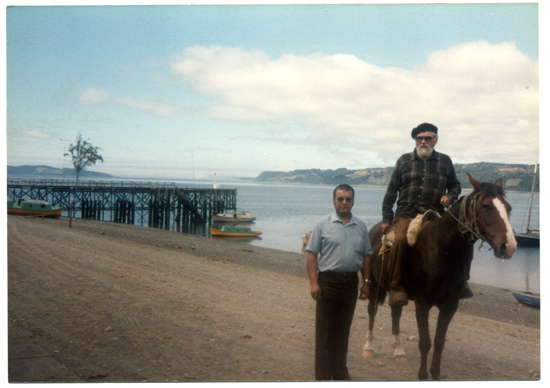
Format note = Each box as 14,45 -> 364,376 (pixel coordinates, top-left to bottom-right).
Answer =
382,149 -> 461,224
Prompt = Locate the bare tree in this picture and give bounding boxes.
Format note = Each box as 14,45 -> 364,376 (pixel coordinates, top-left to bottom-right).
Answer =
65,133 -> 104,227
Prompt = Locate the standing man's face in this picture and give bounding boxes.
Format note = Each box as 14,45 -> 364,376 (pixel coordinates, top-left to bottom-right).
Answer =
333,189 -> 354,218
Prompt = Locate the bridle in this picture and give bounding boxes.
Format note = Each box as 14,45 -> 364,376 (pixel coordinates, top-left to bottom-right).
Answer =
445,191 -> 487,245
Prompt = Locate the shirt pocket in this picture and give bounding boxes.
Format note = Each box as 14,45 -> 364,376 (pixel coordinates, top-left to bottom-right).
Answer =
353,236 -> 365,255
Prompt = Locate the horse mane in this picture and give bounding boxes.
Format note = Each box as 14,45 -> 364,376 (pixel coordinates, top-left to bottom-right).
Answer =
477,181 -> 506,199
450,180 -> 506,212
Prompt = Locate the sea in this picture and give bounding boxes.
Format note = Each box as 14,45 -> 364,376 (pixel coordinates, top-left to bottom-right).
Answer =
148,179 -> 540,294
18,176 -> 540,294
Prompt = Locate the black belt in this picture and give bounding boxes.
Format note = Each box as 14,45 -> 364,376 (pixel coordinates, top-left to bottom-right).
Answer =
319,271 -> 358,279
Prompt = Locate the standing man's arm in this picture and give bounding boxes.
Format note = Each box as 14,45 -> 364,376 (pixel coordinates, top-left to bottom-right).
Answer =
359,254 -> 371,300
307,251 -> 322,300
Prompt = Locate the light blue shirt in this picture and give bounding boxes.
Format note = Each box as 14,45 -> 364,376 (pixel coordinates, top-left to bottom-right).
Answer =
306,212 -> 372,273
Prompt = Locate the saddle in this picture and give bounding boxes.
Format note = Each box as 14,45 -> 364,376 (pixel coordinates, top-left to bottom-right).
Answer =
379,210 -> 441,255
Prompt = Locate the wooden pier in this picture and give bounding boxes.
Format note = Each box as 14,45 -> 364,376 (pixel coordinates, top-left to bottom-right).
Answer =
7,179 -> 237,230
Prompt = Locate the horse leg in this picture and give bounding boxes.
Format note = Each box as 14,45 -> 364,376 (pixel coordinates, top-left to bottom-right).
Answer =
415,299 -> 432,380
430,300 -> 459,380
362,294 -> 377,358
390,305 -> 407,363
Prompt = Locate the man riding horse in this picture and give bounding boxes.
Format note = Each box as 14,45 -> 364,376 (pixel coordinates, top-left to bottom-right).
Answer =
382,123 -> 472,306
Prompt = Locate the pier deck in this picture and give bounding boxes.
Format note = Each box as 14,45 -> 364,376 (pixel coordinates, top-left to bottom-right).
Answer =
7,179 -> 237,229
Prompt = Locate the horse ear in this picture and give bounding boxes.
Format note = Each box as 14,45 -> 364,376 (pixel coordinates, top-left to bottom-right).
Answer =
467,172 -> 482,191
494,178 -> 503,189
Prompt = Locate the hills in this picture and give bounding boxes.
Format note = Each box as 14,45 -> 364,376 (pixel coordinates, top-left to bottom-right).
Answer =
7,165 -> 113,179
254,162 -> 539,192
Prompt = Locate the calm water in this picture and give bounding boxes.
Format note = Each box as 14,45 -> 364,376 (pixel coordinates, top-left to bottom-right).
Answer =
215,182 -> 539,294
30,177 -> 539,294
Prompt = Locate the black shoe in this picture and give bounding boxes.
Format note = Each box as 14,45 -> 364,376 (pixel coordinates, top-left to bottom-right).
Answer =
334,373 -> 352,381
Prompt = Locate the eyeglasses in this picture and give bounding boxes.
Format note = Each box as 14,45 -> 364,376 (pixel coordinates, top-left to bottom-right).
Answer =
415,136 -> 434,142
336,197 -> 354,203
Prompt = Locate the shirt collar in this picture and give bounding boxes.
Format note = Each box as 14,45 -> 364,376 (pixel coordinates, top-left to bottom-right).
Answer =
330,211 -> 357,225
412,148 -> 440,161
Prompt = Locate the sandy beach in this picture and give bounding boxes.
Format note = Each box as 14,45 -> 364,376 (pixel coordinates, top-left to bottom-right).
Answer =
8,215 -> 540,382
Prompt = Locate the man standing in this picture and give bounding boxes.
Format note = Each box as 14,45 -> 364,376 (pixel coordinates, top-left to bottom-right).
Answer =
382,123 -> 464,307
306,184 -> 372,381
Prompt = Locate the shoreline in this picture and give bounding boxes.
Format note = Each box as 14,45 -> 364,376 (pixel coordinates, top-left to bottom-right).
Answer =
49,217 -> 540,329
8,215 -> 540,382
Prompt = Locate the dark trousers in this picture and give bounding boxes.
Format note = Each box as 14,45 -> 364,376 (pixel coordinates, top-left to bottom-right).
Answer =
315,271 -> 358,381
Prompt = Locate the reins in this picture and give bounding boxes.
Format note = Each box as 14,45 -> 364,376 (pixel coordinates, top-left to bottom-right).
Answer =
444,192 -> 487,245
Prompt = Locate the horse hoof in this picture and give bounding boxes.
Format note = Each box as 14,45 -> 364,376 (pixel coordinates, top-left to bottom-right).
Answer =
362,349 -> 375,359
394,355 -> 407,363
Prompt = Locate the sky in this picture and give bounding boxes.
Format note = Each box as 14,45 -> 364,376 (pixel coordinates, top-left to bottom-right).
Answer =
4,1 -> 541,181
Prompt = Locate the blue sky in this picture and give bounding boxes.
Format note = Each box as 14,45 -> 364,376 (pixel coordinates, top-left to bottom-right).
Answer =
5,2 -> 540,180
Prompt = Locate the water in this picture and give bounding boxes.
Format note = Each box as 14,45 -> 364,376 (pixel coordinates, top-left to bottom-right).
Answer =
12,176 -> 539,293
226,182 -> 539,294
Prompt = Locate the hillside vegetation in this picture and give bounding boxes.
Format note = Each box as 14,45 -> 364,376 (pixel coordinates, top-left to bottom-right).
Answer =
255,162 -> 539,192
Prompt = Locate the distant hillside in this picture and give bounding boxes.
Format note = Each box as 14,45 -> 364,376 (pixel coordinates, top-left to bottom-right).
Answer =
7,165 -> 113,179
254,163 -> 539,192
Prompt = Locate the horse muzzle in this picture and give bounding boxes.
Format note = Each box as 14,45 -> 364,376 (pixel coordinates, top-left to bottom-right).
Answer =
493,239 -> 517,259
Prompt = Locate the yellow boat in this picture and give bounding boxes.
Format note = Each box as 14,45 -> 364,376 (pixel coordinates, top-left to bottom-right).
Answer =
8,198 -> 63,219
210,226 -> 262,237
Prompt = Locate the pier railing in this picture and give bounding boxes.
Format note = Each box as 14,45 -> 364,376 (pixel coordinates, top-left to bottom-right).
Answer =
7,178 -> 237,230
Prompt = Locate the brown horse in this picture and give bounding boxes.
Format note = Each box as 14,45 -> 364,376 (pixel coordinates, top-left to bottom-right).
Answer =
362,173 -> 517,380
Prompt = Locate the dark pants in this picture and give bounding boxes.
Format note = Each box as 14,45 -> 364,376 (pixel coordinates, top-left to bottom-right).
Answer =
315,271 -> 358,381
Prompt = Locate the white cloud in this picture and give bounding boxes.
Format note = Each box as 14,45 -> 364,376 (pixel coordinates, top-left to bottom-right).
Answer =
117,96 -> 179,117
78,87 -> 111,104
171,42 -> 539,166
24,130 -> 49,139
77,88 -> 179,117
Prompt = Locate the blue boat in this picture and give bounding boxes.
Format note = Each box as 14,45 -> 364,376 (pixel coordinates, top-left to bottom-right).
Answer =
512,291 -> 540,309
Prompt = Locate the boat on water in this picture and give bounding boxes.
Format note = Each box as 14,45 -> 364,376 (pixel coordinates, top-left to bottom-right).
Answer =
512,291 -> 540,309
514,162 -> 539,247
8,198 -> 63,219
302,232 -> 311,245
212,211 -> 256,223
210,226 -> 262,238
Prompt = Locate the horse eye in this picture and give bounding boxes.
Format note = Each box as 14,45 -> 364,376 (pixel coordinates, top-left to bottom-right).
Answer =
483,204 -> 491,211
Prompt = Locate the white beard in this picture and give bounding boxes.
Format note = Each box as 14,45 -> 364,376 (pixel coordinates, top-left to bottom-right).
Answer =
416,145 -> 433,159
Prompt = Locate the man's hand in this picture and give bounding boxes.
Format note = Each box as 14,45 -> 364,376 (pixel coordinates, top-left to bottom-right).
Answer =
381,223 -> 391,235
310,283 -> 322,300
440,195 -> 450,208
359,281 -> 369,300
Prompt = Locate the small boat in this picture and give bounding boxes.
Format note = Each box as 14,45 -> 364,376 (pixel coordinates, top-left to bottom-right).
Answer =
8,198 -> 63,219
210,226 -> 262,238
512,291 -> 540,309
514,231 -> 540,247
212,211 -> 256,223
302,232 -> 311,245
514,161 -> 539,247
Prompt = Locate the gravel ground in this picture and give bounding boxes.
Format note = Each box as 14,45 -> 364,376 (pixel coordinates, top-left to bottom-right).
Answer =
8,216 -> 540,382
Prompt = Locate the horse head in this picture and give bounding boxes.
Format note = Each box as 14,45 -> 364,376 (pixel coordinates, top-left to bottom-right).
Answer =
467,172 -> 517,259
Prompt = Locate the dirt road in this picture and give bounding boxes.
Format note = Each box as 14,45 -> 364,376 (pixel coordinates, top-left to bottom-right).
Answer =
8,216 -> 540,382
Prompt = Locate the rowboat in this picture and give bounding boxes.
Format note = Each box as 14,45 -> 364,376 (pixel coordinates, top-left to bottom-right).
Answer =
512,291 -> 540,309
8,198 -> 63,218
212,211 -> 256,223
210,226 -> 262,238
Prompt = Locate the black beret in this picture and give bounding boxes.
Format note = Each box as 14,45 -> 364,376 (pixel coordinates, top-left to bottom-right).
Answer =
411,123 -> 438,139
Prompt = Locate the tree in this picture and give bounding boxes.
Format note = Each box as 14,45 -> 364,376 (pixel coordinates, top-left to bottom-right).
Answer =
65,133 -> 104,227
